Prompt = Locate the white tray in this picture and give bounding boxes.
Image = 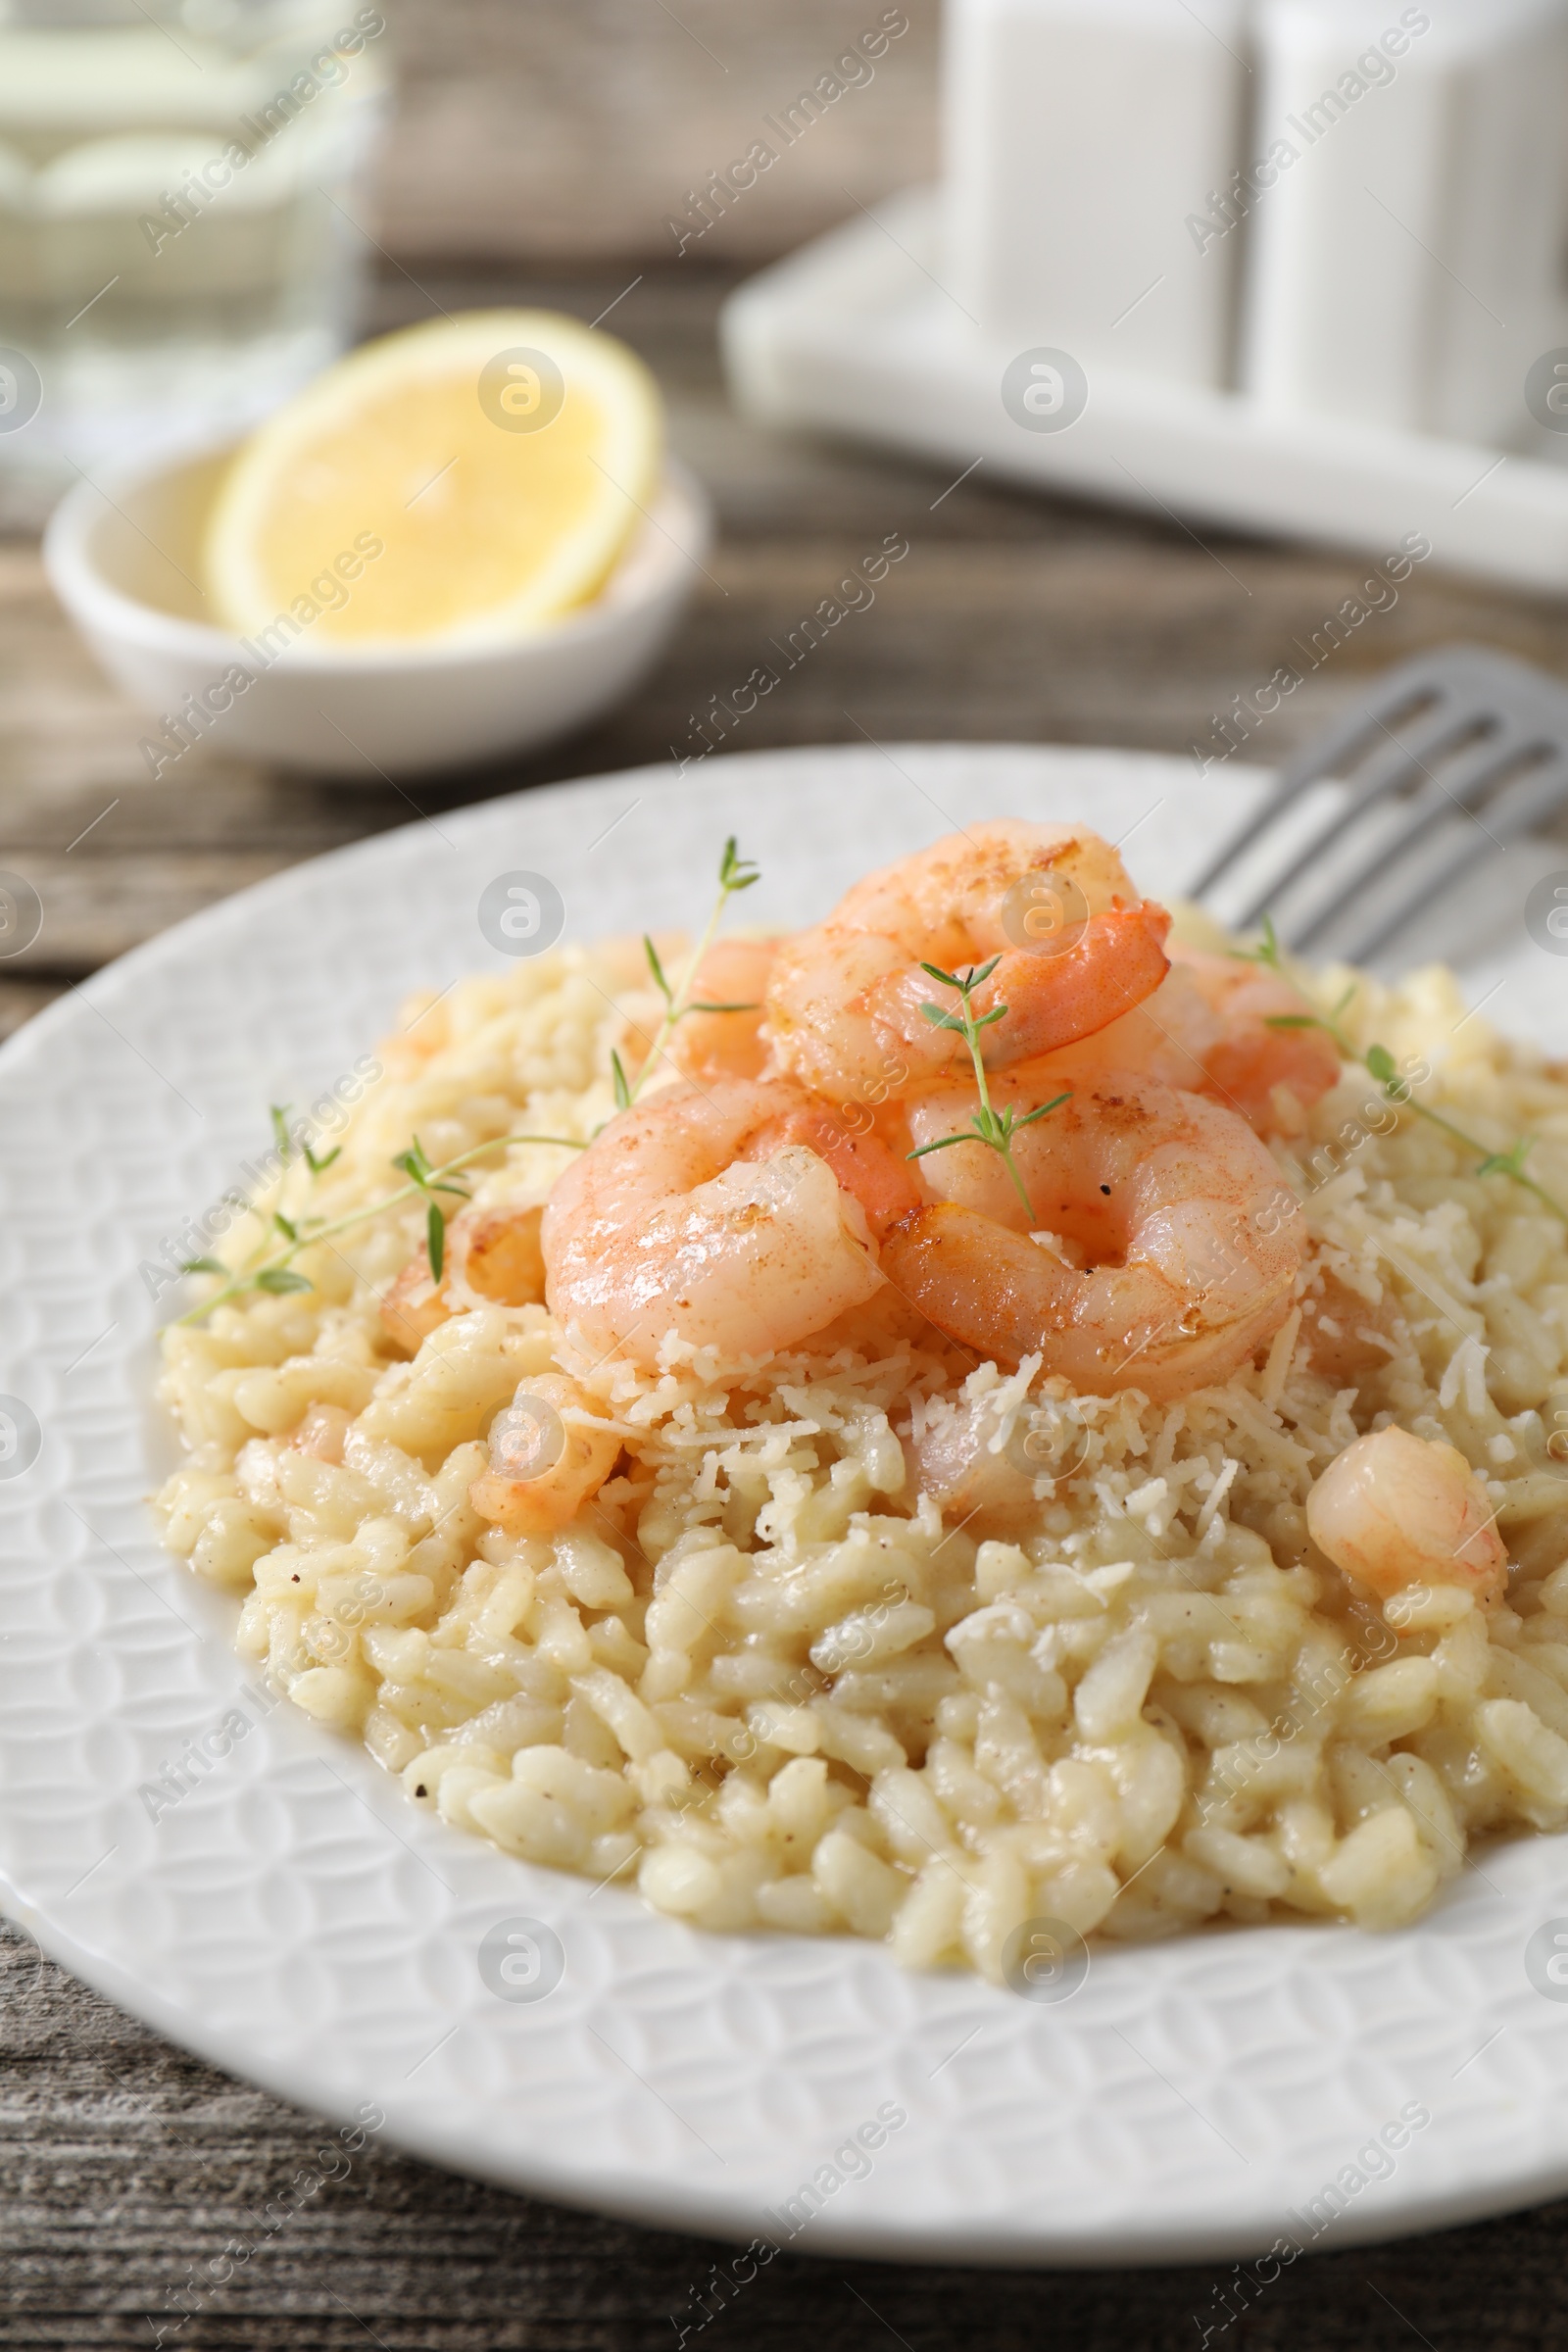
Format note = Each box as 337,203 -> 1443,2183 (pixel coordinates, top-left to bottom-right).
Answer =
721,190 -> 1568,595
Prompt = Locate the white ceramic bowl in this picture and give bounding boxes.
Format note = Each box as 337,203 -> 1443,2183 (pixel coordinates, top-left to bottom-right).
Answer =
43,440 -> 711,778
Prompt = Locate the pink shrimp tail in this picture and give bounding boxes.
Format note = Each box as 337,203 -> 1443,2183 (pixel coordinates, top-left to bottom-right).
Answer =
971,902 -> 1172,1066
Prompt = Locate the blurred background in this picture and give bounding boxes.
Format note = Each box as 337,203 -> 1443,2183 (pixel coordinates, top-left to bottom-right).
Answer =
379,0 -> 940,264
5,0 -> 1565,1046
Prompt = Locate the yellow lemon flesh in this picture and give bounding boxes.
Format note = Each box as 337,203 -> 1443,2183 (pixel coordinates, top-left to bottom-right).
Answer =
203,309 -> 663,648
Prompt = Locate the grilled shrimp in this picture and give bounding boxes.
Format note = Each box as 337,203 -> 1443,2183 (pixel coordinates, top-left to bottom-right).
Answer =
540,1078 -> 898,1367
381,1200 -> 547,1351
888,1076 -> 1302,1399
666,935 -> 779,1084
468,1370 -> 623,1535
1022,941 -> 1341,1135
1305,1426 -> 1507,1609
538,829 -> 1319,1396
764,820 -> 1171,1101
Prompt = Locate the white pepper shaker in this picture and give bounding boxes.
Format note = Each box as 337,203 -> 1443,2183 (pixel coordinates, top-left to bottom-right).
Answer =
1240,0 -> 1568,442
943,0 -> 1250,390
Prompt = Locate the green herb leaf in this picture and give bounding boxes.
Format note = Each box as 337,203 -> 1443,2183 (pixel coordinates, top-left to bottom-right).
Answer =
904,961 -> 1039,1222
1324,1034 -> 1568,1221
1476,1138 -> 1535,1180
303,1144 -> 341,1175
644,934 -> 672,1005
1233,914 -> 1285,971
270,1103 -> 294,1162
718,836 -> 760,893
906,1134 -> 976,1158
272,1211 -> 298,1242
392,1138 -> 434,1189
170,1130 -> 587,1330
591,838 -> 762,1133
1264,1013 -> 1323,1031
427,1200 -> 446,1283
1014,1091 -> 1072,1129
1363,1042 -> 1413,1102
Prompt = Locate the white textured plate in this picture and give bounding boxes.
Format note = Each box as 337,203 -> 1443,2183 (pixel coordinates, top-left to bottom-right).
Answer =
6,743 -> 1568,2270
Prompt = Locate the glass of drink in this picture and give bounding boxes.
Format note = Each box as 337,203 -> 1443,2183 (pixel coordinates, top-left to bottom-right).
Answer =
0,0 -> 391,523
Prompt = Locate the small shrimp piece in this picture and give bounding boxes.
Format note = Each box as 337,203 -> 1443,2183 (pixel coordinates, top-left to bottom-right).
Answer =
765,820 -> 1170,1101
1305,1426 -> 1507,1610
668,936 -> 779,1083
468,1371 -> 622,1534
911,1390 -> 1041,1530
381,1201 -> 547,1353
541,1079 -> 887,1367
460,1203 -> 548,1301
288,1402 -> 352,1463
381,1254 -> 447,1351
1300,1272 -> 1401,1389
886,1077 -> 1302,1400
1164,944 -> 1342,1132
1026,944 -> 1341,1135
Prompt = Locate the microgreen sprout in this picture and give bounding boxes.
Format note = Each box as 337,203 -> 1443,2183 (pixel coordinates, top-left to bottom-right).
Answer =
904,958 -> 1070,1225
180,833 -> 762,1320
607,834 -> 761,1121
389,1134 -> 476,1291
268,1101 -> 340,1176
1238,920 -> 1568,1222
173,1129 -> 585,1326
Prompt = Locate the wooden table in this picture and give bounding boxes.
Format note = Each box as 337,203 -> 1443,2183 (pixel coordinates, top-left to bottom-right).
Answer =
4,262 -> 1567,2348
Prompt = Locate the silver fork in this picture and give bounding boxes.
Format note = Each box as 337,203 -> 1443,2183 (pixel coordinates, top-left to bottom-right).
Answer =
1191,644 -> 1568,964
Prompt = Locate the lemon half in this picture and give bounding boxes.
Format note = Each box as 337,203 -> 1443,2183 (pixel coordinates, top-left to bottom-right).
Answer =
203,309 -> 663,648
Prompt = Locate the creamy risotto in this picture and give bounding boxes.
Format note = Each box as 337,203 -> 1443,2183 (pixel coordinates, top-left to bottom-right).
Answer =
154,830 -> 1568,1981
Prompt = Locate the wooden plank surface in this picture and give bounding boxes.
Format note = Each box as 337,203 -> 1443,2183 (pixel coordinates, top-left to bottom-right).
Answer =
377,0 -> 945,265
6,260 -> 1568,2346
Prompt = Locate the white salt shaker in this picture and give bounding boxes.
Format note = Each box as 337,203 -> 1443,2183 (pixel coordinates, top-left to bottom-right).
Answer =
943,0 -> 1250,390
1240,0 -> 1568,442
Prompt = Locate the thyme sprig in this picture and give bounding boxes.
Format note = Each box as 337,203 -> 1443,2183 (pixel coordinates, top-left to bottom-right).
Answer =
905,958 -> 1070,1226
392,1135 -> 478,1286
174,1129 -> 584,1326
176,836 -> 764,1322
609,834 -> 760,1116
270,1100 -> 340,1178
1239,917 -> 1568,1222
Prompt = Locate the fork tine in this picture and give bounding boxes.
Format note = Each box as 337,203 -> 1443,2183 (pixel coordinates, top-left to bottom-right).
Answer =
1188,675 -> 1445,900
1233,707 -> 1498,936
1286,732 -> 1547,952
1186,773 -> 1306,902
1278,677 -> 1442,796
1193,643 -> 1568,971
1337,755 -> 1568,963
